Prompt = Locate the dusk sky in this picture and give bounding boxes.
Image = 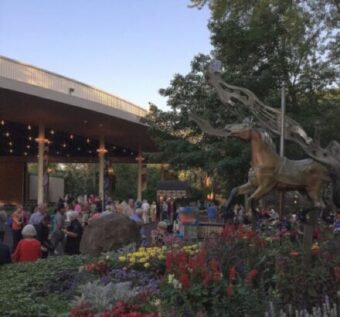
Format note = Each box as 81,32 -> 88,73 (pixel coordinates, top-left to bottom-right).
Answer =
0,0 -> 212,110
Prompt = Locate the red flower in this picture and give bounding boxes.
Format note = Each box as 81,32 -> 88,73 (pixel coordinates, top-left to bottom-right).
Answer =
166,253 -> 173,271
180,272 -> 191,289
210,258 -> 220,273
290,251 -> 300,257
228,266 -> 237,281
245,269 -> 258,283
100,312 -> 111,317
202,271 -> 211,287
226,286 -> 233,297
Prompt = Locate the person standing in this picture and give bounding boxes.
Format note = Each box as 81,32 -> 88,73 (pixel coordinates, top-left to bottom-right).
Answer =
141,200 -> 150,224
52,203 -> 66,256
150,201 -> 157,222
0,240 -> 11,265
63,212 -> 83,255
11,207 -> 24,251
29,203 -> 47,225
207,203 -> 217,222
0,204 -> 7,243
12,224 -> 41,262
34,215 -> 51,258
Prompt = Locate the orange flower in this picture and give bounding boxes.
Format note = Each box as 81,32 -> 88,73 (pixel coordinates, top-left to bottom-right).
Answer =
290,251 -> 300,257
245,269 -> 258,283
228,266 -> 237,281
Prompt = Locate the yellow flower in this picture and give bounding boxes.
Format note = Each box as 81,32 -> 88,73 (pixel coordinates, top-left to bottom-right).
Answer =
129,257 -> 136,263
168,274 -> 175,284
144,263 -> 150,268
118,256 -> 126,262
157,255 -> 165,260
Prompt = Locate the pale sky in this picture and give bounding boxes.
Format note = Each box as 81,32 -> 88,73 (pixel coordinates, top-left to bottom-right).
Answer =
0,0 -> 212,110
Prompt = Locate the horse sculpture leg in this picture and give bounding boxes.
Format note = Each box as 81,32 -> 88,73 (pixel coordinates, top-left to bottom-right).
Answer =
224,182 -> 253,220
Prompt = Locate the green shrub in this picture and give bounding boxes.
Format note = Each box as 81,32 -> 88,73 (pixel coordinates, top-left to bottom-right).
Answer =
0,255 -> 89,316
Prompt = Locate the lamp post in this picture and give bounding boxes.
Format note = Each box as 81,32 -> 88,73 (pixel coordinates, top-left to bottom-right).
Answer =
279,83 -> 286,219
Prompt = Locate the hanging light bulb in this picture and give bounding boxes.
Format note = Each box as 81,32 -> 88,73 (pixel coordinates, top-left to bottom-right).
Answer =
50,130 -> 55,135
0,120 -> 4,125
70,134 -> 74,139
27,125 -> 31,130
86,138 -> 90,143
5,132 -> 10,137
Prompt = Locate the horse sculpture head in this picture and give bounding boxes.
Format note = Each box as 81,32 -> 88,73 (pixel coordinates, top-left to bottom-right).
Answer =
224,117 -> 254,140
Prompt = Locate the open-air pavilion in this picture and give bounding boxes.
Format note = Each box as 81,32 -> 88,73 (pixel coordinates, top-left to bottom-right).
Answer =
0,56 -> 156,205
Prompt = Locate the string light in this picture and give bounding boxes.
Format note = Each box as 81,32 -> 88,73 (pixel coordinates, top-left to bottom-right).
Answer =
69,134 -> 74,139
24,152 -> 28,156
26,145 -> 31,149
27,125 -> 31,130
9,142 -> 13,146
86,138 -> 90,143
1,120 -> 4,125
77,147 -> 81,151
9,149 -> 13,153
62,143 -> 67,148
5,132 -> 10,137
50,130 -> 54,135
112,146 -> 116,150
96,148 -> 108,154
28,136 -> 32,141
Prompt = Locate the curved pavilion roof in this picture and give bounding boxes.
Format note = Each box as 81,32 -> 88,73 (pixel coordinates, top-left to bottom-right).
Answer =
0,56 -> 156,162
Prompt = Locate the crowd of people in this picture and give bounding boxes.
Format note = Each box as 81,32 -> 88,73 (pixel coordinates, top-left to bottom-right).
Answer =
1,195 -> 339,266
0,195 -> 165,266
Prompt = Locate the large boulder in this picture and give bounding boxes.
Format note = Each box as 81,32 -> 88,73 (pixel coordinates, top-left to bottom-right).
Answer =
80,213 -> 140,256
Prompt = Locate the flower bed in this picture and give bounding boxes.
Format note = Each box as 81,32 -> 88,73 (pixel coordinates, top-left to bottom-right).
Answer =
0,225 -> 339,316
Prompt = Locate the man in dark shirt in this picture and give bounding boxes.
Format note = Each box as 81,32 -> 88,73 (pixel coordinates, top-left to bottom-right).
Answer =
34,215 -> 51,258
0,241 -> 11,265
63,212 -> 83,255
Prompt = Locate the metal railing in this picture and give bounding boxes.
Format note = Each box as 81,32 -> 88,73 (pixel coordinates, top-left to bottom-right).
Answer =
0,56 -> 148,118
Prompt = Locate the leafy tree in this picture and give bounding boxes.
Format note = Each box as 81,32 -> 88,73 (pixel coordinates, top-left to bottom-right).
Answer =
111,164 -> 137,201
145,54 -> 250,195
145,1 -> 339,196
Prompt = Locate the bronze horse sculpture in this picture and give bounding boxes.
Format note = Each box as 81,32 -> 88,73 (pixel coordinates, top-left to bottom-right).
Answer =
190,113 -> 330,219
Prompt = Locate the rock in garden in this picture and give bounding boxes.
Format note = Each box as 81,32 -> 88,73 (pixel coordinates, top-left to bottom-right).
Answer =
80,214 -> 140,256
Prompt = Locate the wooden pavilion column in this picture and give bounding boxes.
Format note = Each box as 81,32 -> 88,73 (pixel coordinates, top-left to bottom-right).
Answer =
36,124 -> 46,204
97,137 -> 107,204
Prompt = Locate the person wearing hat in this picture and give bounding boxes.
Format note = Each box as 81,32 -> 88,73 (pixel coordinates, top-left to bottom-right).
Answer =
12,224 -> 42,262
